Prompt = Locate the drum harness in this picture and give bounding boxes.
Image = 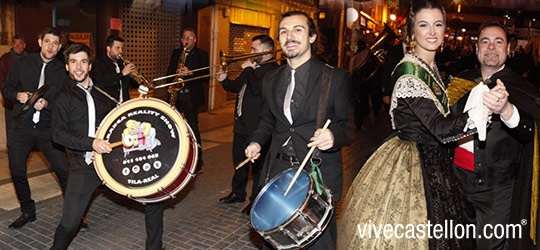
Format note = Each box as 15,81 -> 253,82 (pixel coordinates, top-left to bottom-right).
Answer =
93,84 -> 120,105
311,64 -> 333,197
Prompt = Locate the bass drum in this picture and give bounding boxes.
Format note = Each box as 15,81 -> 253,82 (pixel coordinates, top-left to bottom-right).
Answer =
93,97 -> 198,203
351,48 -> 382,83
250,169 -> 334,250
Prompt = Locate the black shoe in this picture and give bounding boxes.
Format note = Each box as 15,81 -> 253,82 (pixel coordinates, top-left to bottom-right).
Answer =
80,217 -> 89,232
241,203 -> 252,216
219,193 -> 245,204
8,212 -> 36,229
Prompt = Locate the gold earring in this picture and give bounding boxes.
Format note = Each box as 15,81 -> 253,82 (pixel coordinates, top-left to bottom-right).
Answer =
409,34 -> 416,54
440,41 -> 444,52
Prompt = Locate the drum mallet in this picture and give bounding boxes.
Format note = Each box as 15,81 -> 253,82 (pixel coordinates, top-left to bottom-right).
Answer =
235,156 -> 253,170
284,119 -> 331,196
108,136 -> 135,148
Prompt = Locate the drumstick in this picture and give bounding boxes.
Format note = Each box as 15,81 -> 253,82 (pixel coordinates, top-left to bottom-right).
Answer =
109,136 -> 135,148
235,156 -> 253,170
284,119 -> 331,196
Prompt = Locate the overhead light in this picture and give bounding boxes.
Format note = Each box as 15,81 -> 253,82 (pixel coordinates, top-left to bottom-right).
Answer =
390,14 -> 396,21
319,12 -> 326,19
347,8 -> 359,23
346,8 -> 359,29
461,28 -> 466,33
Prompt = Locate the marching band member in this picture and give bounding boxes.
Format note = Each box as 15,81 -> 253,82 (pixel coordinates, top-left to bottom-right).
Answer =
217,35 -> 279,214
50,43 -> 164,250
2,27 -> 70,229
91,35 -> 138,103
166,28 -> 209,174
245,11 -> 355,250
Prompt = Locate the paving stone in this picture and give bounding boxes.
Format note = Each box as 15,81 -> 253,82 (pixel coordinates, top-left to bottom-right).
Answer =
0,106 -> 389,249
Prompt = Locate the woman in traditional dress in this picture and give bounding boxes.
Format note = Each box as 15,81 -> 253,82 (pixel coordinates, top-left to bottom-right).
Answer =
337,0 -> 501,249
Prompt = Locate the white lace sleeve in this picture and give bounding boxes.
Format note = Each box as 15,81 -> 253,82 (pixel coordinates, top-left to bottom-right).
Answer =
389,76 -> 433,129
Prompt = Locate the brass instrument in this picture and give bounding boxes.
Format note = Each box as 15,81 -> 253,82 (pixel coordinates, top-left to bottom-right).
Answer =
117,55 -> 153,88
369,25 -> 397,63
219,49 -> 281,66
153,49 -> 282,83
350,24 -> 396,83
153,69 -> 242,90
169,46 -> 188,106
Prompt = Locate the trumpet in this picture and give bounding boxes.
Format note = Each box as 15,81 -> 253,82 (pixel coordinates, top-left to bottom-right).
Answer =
153,49 -> 282,82
118,55 -> 153,88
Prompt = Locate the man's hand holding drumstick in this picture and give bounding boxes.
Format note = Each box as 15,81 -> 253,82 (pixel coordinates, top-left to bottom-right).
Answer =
92,136 -> 135,154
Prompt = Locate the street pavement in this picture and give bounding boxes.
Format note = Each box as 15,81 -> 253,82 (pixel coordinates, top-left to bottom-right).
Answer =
0,104 -> 392,250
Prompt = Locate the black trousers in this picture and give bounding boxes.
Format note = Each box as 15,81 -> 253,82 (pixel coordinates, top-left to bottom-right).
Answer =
51,157 -> 163,250
7,120 -> 69,214
174,93 -> 203,170
4,106 -> 13,142
454,166 -> 513,250
231,133 -> 263,202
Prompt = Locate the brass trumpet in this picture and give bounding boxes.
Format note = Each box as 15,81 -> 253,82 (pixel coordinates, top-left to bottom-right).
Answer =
118,55 -> 153,88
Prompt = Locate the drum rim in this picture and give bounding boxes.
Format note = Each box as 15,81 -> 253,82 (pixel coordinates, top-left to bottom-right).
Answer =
93,97 -> 190,198
134,122 -> 199,203
250,168 -> 313,233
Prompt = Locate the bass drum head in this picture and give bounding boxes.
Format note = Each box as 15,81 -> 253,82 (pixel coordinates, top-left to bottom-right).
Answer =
94,97 -> 191,199
251,169 -> 311,232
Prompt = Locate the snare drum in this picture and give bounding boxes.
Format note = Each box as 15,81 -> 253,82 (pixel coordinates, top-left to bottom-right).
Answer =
93,97 -> 198,203
250,169 -> 334,250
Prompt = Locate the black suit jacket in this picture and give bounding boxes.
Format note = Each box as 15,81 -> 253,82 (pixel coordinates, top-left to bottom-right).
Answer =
2,53 -> 68,126
51,79 -> 116,156
250,58 -> 355,201
91,56 -> 138,102
166,47 -> 209,107
452,67 -> 535,188
221,62 -> 279,135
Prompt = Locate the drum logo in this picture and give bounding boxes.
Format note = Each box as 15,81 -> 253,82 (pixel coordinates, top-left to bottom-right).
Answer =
101,107 -> 181,188
122,120 -> 161,157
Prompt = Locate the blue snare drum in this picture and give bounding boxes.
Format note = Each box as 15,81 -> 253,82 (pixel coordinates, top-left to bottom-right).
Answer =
250,169 -> 333,250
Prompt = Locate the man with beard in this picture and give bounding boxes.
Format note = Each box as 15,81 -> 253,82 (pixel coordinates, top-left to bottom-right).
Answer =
216,35 -> 279,214
91,35 -> 138,103
0,34 -> 27,133
2,27 -> 70,229
448,21 -> 538,250
50,43 -> 165,250
245,11 -> 355,250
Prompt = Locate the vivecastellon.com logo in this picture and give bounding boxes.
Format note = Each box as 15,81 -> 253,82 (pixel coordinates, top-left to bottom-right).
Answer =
357,220 -> 526,239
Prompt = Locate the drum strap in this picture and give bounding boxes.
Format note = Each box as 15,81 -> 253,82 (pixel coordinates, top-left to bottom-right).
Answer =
311,162 -> 328,197
316,64 -> 333,128
311,64 -> 334,176
312,64 -> 333,162
93,85 -> 120,105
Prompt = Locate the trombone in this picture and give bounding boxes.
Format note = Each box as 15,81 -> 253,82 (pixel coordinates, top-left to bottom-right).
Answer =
118,55 -> 153,88
153,49 -> 282,83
